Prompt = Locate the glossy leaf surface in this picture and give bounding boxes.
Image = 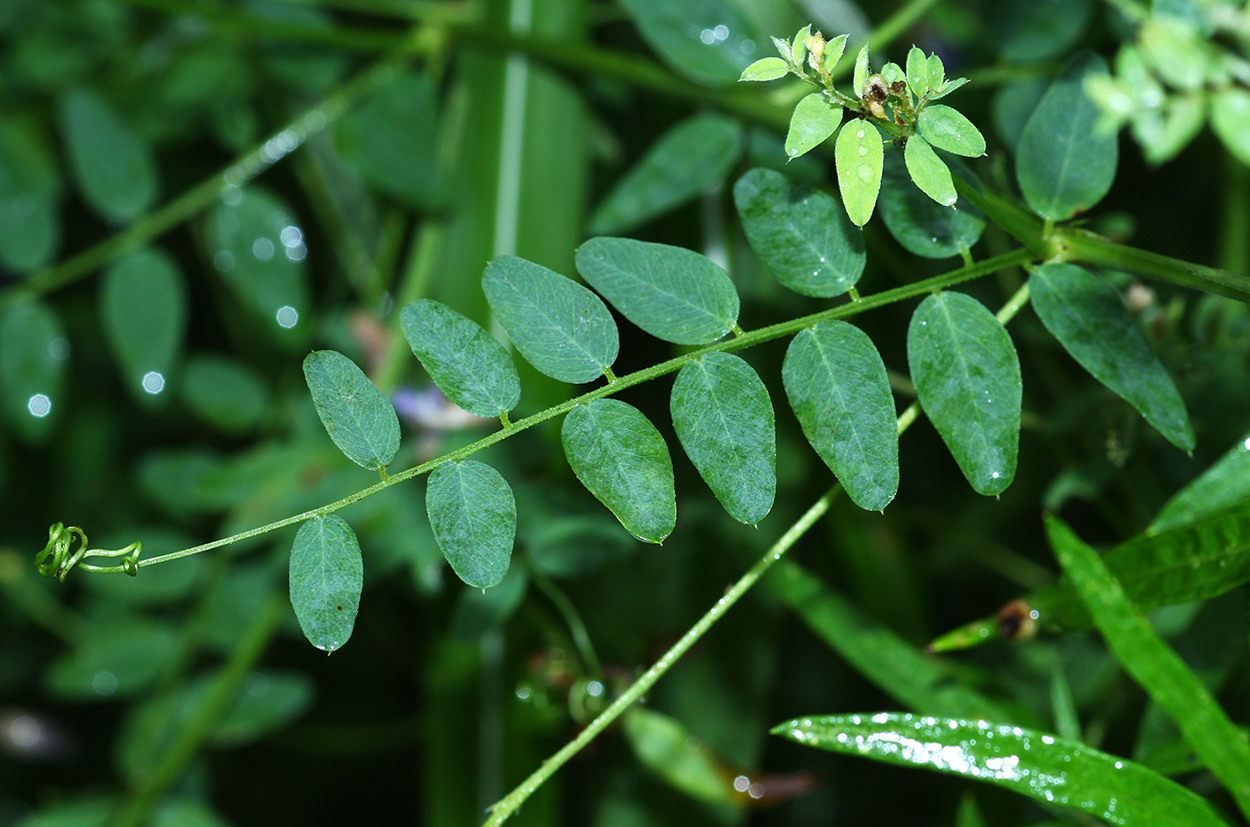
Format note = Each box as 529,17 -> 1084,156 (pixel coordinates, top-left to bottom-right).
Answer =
906,46 -> 930,97
619,0 -> 758,86
289,515 -> 363,652
575,237 -> 738,344
1016,52 -> 1117,220
426,460 -> 516,589
916,105 -> 986,157
1046,516 -> 1250,816
733,167 -> 865,298
908,292 -> 1020,496
835,120 -> 883,227
1153,432 -> 1250,532
590,113 -> 741,235
60,88 -> 159,223
903,136 -> 956,206
181,355 -> 269,433
562,399 -> 675,543
783,321 -> 898,511
483,256 -> 618,384
302,350 -> 400,471
786,93 -> 841,160
100,248 -> 185,402
0,299 -> 67,441
400,299 -> 520,418
1029,263 -> 1193,450
774,712 -> 1231,827
671,353 -> 775,525
879,153 -> 985,259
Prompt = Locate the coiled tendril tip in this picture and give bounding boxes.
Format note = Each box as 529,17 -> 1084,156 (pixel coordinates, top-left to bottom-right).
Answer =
35,523 -> 141,582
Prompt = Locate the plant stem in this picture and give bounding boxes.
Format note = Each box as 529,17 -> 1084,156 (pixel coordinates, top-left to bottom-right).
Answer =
527,564 -> 603,678
482,485 -> 843,826
133,248 -> 1033,570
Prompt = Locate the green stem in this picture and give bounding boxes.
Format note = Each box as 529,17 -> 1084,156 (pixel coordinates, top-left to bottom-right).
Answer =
527,564 -> 603,678
108,594 -> 287,827
133,248 -> 1033,571
482,485 -> 844,826
1218,148 -> 1249,276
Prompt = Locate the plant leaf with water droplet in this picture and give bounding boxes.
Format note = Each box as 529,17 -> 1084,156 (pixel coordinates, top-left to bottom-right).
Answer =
835,120 -> 884,227
1016,52 -> 1117,220
100,248 -> 185,404
671,353 -> 775,525
1046,515 -> 1250,818
773,712 -> 1232,827
906,46 -> 930,98
783,320 -> 897,510
739,57 -> 788,82
483,255 -> 618,384
0,298 -> 66,442
1029,263 -> 1193,451
302,350 -> 400,471
785,93 -> 842,160
908,292 -> 1021,496
562,399 -> 675,543
879,152 -> 986,259
733,167 -> 865,298
426,460 -> 516,589
926,53 -> 945,90
1152,431 -> 1250,533
60,88 -> 159,223
289,515 -> 363,653
400,299 -> 520,418
575,237 -> 739,344
917,105 -> 985,157
903,135 -> 956,206
619,0 -> 759,86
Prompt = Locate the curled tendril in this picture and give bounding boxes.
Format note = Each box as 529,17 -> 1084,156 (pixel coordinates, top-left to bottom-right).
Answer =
34,522 -> 141,582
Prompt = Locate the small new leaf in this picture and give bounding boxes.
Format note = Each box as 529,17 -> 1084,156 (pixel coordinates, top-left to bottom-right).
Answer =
740,57 -> 789,82
906,46 -> 929,98
792,24 -> 810,66
835,120 -> 884,227
786,94 -> 842,159
823,34 -> 849,74
853,42 -> 871,95
929,77 -> 969,101
926,53 -> 945,91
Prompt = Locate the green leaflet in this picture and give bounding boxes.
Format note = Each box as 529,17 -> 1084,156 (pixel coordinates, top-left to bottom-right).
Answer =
903,136 -> 956,206
773,712 -> 1232,827
483,255 -> 619,384
1211,87 -> 1250,168
783,320 -> 898,511
670,353 -> 776,525
59,88 -> 159,223
916,105 -> 986,157
100,248 -> 185,404
732,167 -> 866,298
335,69 -> 444,211
1046,516 -> 1250,818
1016,52 -> 1117,221
400,299 -> 520,418
207,186 -> 311,344
575,237 -> 739,345
0,121 -> 60,271
926,53 -> 945,91
589,113 -> 742,235
768,560 -> 1014,722
562,399 -> 676,543
906,46 -> 930,98
1029,263 -> 1193,450
907,292 -> 1021,496
879,152 -> 986,259
181,355 -> 269,434
1152,432 -> 1250,533
302,350 -> 400,471
853,42 -> 870,95
47,619 -> 178,700
785,93 -> 842,160
426,460 -> 516,589
835,119 -> 883,227
623,707 -> 739,807
0,298 -> 66,442
619,0 -> 758,86
289,515 -> 363,653
739,57 -> 788,82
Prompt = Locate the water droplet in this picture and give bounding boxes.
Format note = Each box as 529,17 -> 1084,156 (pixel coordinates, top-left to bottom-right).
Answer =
27,394 -> 51,418
253,237 -> 275,261
586,680 -> 604,697
276,306 -> 300,328
856,129 -> 865,139
858,146 -> 867,156
733,775 -> 750,792
141,371 -> 165,394
48,338 -> 70,360
9,716 -> 40,748
221,184 -> 244,206
92,671 -> 117,696
214,251 -> 236,272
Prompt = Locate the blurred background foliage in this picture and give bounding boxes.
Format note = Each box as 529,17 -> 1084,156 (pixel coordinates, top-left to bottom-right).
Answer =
1,0 -> 1249,825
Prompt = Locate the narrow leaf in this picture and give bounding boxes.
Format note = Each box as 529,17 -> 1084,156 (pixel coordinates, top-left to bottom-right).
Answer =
785,93 -> 842,160
575,237 -> 739,344
60,88 -> 159,223
562,399 -> 675,543
917,105 -> 986,157
926,53 -> 945,90
624,707 -> 739,806
1152,431 -> 1250,533
903,136 -> 957,206
426,460 -> 516,589
835,119 -> 884,227
1046,515 -> 1250,817
853,43 -> 870,95
1016,52 -> 1117,220
100,248 -> 185,403
289,515 -> 363,653
733,167 -> 866,298
671,353 -> 776,525
908,292 -> 1021,495
906,46 -> 930,98
1029,263 -> 1193,450
879,152 -> 986,259
0,299 -> 67,441
482,255 -> 619,384
302,350 -> 400,470
739,57 -> 789,82
774,712 -> 1232,827
400,299 -> 520,418
823,34 -> 849,73
589,113 -> 742,235
783,320 -> 898,511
